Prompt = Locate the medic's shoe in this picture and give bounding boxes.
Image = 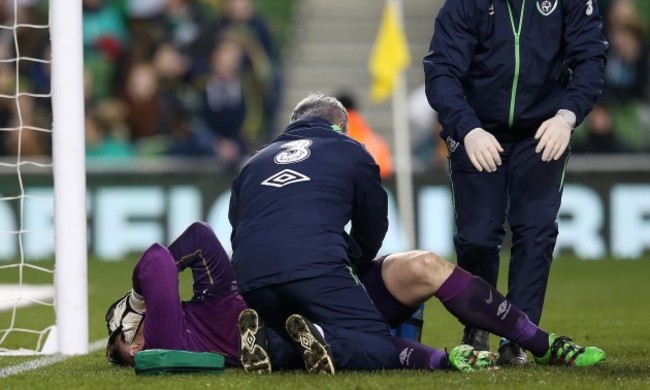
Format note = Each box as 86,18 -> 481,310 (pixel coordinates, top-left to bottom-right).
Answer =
497,340 -> 528,366
461,327 -> 490,351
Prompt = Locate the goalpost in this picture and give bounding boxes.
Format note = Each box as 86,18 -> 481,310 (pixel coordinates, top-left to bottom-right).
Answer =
51,0 -> 88,355
0,0 -> 87,355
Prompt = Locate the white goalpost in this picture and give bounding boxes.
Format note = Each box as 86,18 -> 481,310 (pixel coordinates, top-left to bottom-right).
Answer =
0,0 -> 87,355
51,0 -> 88,355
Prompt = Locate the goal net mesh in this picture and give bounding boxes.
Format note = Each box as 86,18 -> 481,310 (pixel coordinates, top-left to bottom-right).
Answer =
0,0 -> 56,355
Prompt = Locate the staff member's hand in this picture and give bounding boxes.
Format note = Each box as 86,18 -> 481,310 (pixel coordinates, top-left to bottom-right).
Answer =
464,128 -> 503,172
535,109 -> 575,161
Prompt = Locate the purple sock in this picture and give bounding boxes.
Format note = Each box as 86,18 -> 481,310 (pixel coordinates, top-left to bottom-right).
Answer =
435,267 -> 550,356
392,337 -> 450,370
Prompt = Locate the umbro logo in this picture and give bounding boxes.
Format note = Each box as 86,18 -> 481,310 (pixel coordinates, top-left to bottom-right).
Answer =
261,169 -> 310,188
497,301 -> 512,320
446,136 -> 459,153
299,333 -> 314,351
242,329 -> 257,352
399,348 -> 414,365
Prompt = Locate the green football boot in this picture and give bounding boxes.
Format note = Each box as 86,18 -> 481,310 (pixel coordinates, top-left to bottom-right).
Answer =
534,333 -> 605,367
448,344 -> 499,372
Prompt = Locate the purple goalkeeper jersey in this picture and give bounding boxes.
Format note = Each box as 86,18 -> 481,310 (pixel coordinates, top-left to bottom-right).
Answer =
132,222 -> 247,366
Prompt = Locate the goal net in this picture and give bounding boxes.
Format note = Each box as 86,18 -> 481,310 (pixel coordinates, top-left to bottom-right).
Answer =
0,0 -> 87,355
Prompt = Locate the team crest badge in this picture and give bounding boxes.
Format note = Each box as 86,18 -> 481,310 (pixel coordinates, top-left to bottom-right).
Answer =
536,0 -> 558,16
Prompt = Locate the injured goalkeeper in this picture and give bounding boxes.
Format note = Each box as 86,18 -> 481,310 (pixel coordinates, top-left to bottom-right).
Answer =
106,221 -> 605,371
105,221 -> 247,367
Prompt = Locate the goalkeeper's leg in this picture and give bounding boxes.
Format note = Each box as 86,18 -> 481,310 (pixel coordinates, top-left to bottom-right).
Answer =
168,221 -> 237,297
361,251 -> 550,357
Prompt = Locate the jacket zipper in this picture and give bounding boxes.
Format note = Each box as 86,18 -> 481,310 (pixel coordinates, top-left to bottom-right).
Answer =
506,0 -> 526,128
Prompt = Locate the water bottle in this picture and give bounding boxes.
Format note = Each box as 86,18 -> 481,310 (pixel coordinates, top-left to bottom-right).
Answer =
391,303 -> 424,342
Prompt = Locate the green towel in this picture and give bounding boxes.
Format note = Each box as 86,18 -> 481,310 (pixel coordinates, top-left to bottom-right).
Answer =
134,349 -> 225,376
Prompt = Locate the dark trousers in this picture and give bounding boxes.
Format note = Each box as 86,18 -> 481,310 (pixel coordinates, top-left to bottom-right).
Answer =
448,135 -> 569,325
242,265 -> 400,371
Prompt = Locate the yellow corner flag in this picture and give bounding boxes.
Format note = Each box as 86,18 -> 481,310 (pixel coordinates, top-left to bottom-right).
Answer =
369,0 -> 411,103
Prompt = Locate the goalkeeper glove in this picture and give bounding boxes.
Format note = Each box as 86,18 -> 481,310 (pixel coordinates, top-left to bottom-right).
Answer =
105,290 -> 146,344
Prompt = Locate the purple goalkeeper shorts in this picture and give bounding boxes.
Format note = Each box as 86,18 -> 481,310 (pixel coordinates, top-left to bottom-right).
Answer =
359,256 -> 418,327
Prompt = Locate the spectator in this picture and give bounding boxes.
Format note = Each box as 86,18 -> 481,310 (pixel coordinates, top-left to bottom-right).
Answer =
85,100 -> 134,160
122,62 -> 160,141
165,102 -> 215,158
162,0 -> 214,79
337,92 -> 394,179
195,0 -> 276,68
118,0 -> 167,91
603,0 -> 649,103
4,127 -> 49,157
23,43 -> 51,103
3,98 -> 50,158
573,102 -> 634,154
151,42 -> 199,133
198,31 -> 268,168
0,63 -> 49,157
83,0 -> 130,102
10,1 -> 49,61
198,0 -> 280,138
0,2 -> 51,157
601,0 -> 650,152
600,0 -> 650,40
0,64 -> 16,155
121,61 -> 184,147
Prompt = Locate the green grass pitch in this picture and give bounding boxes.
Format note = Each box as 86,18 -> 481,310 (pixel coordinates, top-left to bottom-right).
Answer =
1,255 -> 649,389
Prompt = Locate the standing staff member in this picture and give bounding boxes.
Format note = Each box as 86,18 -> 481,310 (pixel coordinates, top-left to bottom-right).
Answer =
423,0 -> 607,365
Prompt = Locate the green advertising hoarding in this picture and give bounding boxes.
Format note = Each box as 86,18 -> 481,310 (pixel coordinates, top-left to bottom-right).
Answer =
0,157 -> 649,261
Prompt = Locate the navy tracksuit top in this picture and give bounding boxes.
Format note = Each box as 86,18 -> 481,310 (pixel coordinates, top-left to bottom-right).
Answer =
423,0 -> 608,143
228,117 -> 388,293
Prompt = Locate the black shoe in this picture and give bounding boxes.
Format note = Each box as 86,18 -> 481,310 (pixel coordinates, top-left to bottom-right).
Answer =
461,327 -> 490,351
496,341 -> 528,366
239,308 -> 272,374
285,314 -> 335,374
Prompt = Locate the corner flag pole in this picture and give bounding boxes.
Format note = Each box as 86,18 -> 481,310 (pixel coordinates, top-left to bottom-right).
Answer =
369,0 -> 416,249
390,0 -> 416,249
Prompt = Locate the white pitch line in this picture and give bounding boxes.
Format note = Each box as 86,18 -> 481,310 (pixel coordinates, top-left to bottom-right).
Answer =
0,285 -> 54,311
0,339 -> 106,379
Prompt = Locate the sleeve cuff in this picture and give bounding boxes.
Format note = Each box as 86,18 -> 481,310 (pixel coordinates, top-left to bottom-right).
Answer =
556,109 -> 577,127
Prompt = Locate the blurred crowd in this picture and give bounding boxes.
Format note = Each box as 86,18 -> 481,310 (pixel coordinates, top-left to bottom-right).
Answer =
574,0 -> 650,154
1,0 -> 648,174
0,0 -> 285,170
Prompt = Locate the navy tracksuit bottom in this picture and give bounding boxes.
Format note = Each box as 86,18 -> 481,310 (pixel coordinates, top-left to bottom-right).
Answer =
242,265 -> 400,371
448,135 -> 569,325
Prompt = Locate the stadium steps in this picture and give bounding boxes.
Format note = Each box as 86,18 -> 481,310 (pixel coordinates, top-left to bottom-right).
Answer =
279,0 -> 444,145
